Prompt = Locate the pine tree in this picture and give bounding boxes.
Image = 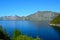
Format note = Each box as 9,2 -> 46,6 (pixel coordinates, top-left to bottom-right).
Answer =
12,29 -> 22,40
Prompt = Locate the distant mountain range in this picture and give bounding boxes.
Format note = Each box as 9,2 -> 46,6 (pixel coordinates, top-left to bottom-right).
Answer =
0,11 -> 60,21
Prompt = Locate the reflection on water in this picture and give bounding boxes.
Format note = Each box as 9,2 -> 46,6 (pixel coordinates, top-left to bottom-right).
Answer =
52,26 -> 60,40
0,21 -> 60,40
52,26 -> 60,33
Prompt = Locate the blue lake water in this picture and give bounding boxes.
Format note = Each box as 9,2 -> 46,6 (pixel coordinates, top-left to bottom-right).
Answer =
0,21 -> 60,40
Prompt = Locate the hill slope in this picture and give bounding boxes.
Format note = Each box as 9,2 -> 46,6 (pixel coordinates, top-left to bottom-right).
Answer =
50,14 -> 60,24
25,11 -> 60,21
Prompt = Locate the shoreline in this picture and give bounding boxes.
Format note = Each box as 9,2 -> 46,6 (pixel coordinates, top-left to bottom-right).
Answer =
49,23 -> 60,27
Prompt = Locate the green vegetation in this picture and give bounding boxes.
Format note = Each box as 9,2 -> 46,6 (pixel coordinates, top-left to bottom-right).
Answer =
12,29 -> 41,40
14,35 -> 41,40
12,29 -> 22,40
50,14 -> 60,24
0,25 -> 10,40
0,26 -> 41,40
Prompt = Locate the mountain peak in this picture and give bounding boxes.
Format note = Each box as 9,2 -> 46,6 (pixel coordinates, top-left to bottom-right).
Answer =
36,11 -> 53,13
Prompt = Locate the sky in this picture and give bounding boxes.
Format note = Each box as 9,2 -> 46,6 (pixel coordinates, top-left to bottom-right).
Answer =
0,0 -> 60,16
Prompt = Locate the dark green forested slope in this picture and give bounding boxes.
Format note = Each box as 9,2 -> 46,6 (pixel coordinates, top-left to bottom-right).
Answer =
50,14 -> 60,24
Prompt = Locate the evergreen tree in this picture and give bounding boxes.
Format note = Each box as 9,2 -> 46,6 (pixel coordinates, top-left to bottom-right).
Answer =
0,26 -> 11,40
12,29 -> 22,40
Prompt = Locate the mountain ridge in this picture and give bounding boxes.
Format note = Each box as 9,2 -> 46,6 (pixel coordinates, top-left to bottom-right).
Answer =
25,11 -> 60,21
0,11 -> 60,21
